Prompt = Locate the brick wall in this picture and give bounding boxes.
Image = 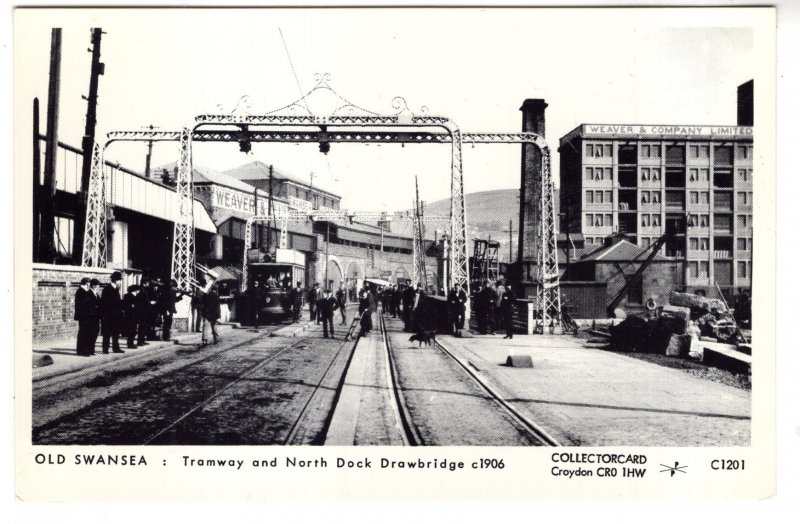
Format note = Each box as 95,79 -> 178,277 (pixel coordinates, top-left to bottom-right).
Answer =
32,263 -> 137,342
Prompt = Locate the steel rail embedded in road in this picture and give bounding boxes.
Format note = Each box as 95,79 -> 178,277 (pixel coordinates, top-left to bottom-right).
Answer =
379,308 -> 422,446
432,338 -> 561,447
141,337 -> 308,445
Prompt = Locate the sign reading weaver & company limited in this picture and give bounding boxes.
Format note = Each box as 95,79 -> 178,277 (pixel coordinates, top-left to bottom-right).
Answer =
581,124 -> 753,138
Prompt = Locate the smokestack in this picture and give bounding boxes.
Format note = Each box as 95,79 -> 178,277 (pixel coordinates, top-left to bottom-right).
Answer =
518,99 -> 547,272
737,80 -> 753,126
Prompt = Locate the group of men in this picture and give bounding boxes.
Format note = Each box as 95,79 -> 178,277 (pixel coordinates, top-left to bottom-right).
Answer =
471,279 -> 516,339
74,271 -> 221,356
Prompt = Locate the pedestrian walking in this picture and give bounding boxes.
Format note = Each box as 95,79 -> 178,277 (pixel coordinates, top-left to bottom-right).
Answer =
308,283 -> 320,323
500,283 -> 516,339
122,285 -> 141,349
317,289 -> 339,339
336,283 -> 347,325
74,277 -> 99,356
202,284 -> 221,345
100,271 -> 125,354
159,279 -> 188,340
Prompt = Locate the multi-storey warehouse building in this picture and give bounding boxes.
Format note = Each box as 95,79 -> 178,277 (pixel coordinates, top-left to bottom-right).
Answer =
558,123 -> 753,299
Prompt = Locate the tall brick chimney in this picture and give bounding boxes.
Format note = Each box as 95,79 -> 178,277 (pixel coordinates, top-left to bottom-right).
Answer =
517,99 -> 547,295
737,80 -> 753,126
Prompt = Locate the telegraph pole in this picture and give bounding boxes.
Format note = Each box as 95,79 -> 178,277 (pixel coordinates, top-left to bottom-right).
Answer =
39,28 -> 62,263
72,27 -> 105,264
144,124 -> 156,178
32,98 -> 41,260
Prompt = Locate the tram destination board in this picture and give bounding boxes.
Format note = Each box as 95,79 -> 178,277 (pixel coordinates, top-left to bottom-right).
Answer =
12,5 -> 779,505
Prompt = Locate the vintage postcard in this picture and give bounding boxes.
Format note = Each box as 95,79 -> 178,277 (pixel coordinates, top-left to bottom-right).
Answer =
14,6 -> 776,500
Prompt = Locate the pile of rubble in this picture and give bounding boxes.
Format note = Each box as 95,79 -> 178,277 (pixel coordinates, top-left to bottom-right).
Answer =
608,291 -> 744,357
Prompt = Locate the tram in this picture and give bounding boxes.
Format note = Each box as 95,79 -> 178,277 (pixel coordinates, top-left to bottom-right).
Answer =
238,248 -> 306,324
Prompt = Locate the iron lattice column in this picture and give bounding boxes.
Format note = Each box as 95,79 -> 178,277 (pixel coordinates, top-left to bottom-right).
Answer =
81,143 -> 107,267
536,145 -> 562,332
171,128 -> 195,291
448,126 -> 469,305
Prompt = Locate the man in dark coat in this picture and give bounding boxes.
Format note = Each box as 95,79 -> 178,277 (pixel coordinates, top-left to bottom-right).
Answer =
100,271 -> 125,354
500,283 -> 516,339
411,284 -> 426,333
447,283 -> 468,337
288,281 -> 303,323
308,283 -> 320,323
317,289 -> 339,339
474,283 -> 486,335
190,288 -> 204,332
335,283 -> 347,325
247,278 -> 266,328
202,284 -> 221,345
401,280 -> 416,332
122,285 -> 141,349
136,279 -> 155,346
159,279 -> 188,340
390,284 -> 400,318
74,277 -> 99,356
483,282 -> 498,335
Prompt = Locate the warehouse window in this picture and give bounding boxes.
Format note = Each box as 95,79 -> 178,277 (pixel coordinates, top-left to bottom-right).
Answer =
737,214 -> 751,228
699,262 -> 709,278
700,214 -> 709,227
736,145 -> 752,160
652,191 -> 661,204
641,168 -> 651,181
690,238 -> 699,250
652,214 -> 662,227
699,238 -> 709,250
641,143 -> 662,158
586,190 -> 594,204
737,169 -> 751,182
690,191 -> 698,204
641,192 -> 650,204
737,261 -> 748,278
737,238 -> 751,251
641,214 -> 651,227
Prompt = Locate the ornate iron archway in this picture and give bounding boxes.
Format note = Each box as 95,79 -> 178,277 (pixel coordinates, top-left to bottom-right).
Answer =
82,75 -> 561,330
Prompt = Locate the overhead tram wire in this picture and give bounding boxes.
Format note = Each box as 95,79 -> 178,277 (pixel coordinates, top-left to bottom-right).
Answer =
278,28 -> 313,116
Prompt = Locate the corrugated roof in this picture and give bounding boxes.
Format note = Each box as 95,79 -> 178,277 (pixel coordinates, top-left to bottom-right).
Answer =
577,239 -> 669,263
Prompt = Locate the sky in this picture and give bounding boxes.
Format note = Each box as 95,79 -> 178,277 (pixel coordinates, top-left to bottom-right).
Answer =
15,7 -> 758,211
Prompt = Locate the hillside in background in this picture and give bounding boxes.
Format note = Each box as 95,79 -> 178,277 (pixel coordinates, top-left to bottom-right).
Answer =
423,189 -> 520,263
416,187 -> 561,263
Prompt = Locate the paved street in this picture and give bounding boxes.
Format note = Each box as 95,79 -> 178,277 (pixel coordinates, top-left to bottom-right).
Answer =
33,321 -> 356,445
440,334 -> 751,446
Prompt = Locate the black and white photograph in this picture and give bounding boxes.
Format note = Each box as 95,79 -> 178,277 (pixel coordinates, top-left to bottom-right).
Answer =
13,5 -> 777,501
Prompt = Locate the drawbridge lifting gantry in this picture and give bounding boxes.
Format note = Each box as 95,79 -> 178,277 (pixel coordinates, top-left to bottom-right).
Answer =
81,77 -> 561,330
